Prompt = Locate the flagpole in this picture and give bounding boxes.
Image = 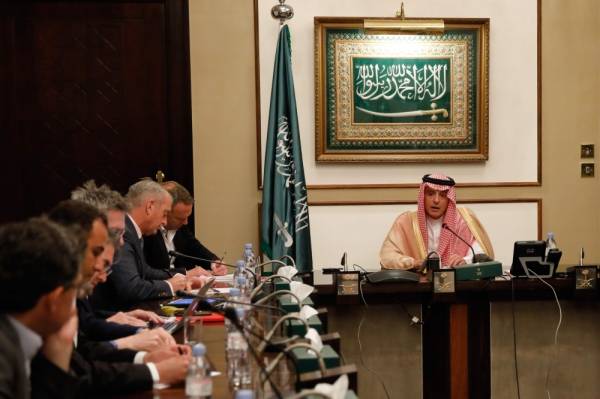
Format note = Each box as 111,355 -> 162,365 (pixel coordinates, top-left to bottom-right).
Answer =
262,0 -> 313,273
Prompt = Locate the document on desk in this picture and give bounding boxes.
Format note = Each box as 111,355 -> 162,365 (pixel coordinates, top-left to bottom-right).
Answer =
214,273 -> 234,284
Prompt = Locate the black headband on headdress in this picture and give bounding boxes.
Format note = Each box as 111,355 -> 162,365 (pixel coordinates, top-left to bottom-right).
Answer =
422,174 -> 456,187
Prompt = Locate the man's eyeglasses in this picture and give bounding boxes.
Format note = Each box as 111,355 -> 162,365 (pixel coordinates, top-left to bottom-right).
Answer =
109,227 -> 125,241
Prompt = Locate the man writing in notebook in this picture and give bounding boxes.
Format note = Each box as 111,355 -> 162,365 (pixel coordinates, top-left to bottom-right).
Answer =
380,173 -> 494,270
144,180 -> 227,276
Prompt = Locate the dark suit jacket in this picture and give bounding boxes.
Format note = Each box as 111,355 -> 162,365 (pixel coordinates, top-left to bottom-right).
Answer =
31,347 -> 151,398
77,298 -> 139,341
70,350 -> 152,396
144,225 -> 218,270
90,216 -> 172,311
30,354 -> 78,399
0,315 -> 29,399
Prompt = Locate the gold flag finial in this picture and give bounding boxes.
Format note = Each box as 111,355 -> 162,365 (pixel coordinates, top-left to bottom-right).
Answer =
396,2 -> 405,19
155,170 -> 165,183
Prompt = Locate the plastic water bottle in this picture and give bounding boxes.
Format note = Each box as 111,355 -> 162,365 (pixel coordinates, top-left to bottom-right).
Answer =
226,306 -> 245,387
233,260 -> 245,290
230,308 -> 251,389
236,275 -> 251,303
545,232 -> 558,256
226,288 -> 241,383
186,343 -> 212,398
226,288 -> 241,352
235,389 -> 254,399
243,243 -> 259,283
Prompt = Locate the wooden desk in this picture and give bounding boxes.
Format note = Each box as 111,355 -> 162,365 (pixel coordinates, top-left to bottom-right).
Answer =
115,322 -> 229,399
314,276 -> 599,399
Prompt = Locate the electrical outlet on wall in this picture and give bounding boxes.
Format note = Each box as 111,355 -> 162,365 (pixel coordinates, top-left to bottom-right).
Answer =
581,144 -> 594,158
581,163 -> 595,177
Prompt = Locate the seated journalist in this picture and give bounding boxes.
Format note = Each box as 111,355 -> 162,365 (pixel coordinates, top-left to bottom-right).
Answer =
72,180 -> 166,334
144,180 -> 228,276
0,218 -> 81,399
91,180 -> 207,311
380,173 -> 494,270
48,200 -> 190,396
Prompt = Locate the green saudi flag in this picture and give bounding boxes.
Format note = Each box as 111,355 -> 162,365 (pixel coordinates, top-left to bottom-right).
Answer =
260,25 -> 313,272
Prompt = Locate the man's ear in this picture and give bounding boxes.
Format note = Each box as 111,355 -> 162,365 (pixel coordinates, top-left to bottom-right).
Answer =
145,199 -> 155,216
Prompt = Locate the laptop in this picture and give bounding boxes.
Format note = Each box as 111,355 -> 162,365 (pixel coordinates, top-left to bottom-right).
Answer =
162,277 -> 216,334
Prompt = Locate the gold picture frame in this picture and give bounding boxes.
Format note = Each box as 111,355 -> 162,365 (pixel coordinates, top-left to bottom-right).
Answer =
315,17 -> 490,163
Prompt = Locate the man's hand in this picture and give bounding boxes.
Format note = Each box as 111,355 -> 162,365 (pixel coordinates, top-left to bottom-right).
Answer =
186,266 -> 211,278
143,345 -> 190,363
125,309 -> 163,325
166,273 -> 187,292
107,312 -> 148,328
114,328 -> 175,352
185,276 -> 208,291
42,314 -> 78,371
155,355 -> 191,385
412,258 -> 425,271
447,254 -> 467,267
210,261 -> 228,276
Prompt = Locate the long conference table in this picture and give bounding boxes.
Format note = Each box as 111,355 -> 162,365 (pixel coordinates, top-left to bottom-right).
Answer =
115,309 -> 230,398
313,271 -> 600,399
119,272 -> 599,399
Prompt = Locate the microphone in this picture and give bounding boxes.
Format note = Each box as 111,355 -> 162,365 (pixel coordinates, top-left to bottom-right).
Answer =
169,250 -> 258,286
196,300 -> 285,398
168,250 -> 237,268
441,223 -> 492,263
196,297 -> 286,315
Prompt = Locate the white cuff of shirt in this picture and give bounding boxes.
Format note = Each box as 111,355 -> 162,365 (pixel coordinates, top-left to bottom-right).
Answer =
133,351 -> 146,364
146,362 -> 160,383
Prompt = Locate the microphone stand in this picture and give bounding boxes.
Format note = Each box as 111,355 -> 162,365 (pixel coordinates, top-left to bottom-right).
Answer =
441,223 -> 492,263
263,342 -> 328,382
168,250 -> 238,268
257,314 -> 311,353
168,250 -> 259,288
255,289 -> 302,307
251,275 -> 292,299
199,300 -> 302,399
256,259 -> 289,275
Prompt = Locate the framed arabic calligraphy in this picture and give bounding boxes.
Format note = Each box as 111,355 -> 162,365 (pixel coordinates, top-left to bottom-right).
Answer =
315,18 -> 489,162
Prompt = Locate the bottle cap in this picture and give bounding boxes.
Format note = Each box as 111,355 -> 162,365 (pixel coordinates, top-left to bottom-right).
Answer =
235,307 -> 246,319
192,343 -> 206,357
235,389 -> 254,399
229,288 -> 241,297
236,260 -> 245,269
244,243 -> 253,250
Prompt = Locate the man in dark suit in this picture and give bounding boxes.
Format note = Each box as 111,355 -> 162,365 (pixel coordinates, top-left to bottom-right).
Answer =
0,218 -> 81,399
71,180 -> 167,335
91,180 -> 188,310
46,198 -> 190,396
144,180 -> 228,276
